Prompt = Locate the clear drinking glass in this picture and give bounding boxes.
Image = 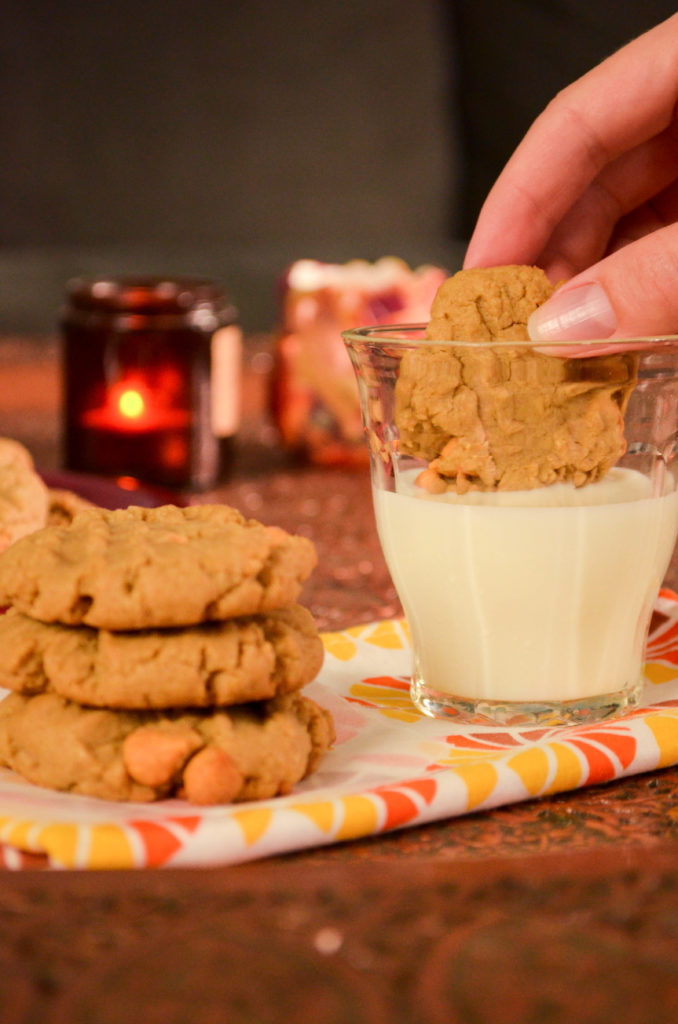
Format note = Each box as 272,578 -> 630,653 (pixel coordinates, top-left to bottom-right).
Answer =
343,325 -> 678,726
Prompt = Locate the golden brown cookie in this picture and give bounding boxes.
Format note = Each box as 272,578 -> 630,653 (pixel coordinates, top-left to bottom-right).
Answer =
0,504 -> 317,629
425,264 -> 555,342
0,605 -> 324,708
396,266 -> 636,492
0,689 -> 334,804
0,438 -> 48,551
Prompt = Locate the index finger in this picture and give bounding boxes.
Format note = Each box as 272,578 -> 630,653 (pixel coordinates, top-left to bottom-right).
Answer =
464,13 -> 678,269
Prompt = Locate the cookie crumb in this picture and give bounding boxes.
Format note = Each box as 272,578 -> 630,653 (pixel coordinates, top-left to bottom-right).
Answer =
313,927 -> 344,956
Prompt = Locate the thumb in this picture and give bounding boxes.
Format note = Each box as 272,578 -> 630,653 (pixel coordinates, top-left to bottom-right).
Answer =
528,223 -> 678,342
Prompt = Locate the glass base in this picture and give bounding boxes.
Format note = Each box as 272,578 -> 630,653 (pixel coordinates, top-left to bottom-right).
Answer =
411,676 -> 645,727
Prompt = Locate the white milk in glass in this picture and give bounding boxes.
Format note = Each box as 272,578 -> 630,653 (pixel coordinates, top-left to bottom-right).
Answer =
374,468 -> 678,704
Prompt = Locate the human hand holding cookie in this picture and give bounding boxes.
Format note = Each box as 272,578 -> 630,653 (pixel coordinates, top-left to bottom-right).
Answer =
464,14 -> 678,346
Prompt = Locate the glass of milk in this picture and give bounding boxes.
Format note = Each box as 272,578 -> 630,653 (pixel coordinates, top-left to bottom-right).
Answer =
343,326 -> 678,725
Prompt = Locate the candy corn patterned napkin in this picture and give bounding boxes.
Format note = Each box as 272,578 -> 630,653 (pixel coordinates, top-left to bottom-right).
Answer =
2,592 -> 678,869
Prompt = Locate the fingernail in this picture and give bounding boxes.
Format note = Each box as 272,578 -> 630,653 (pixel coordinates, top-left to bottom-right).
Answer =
527,282 -> 617,341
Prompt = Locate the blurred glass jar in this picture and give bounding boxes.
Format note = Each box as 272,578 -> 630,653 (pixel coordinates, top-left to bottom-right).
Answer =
271,258 -> 446,467
60,277 -> 241,490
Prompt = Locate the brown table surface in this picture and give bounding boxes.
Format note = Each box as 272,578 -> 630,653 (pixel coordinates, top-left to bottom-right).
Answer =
2,335 -> 678,1023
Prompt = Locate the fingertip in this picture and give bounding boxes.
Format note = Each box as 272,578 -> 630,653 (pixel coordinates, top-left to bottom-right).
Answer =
527,282 -> 617,341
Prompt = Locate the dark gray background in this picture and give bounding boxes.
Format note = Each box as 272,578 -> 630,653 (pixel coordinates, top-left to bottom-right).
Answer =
0,0 -> 674,333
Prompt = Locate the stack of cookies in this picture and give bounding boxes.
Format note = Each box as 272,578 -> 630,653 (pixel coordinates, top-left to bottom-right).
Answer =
0,504 -> 334,805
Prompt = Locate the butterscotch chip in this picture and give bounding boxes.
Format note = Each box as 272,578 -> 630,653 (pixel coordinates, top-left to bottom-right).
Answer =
0,438 -> 48,551
0,690 -> 335,804
122,725 -> 203,787
396,266 -> 636,492
180,747 -> 244,805
0,504 -> 317,628
0,605 -> 324,708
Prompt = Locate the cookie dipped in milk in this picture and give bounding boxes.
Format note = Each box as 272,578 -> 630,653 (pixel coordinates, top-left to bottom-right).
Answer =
343,266 -> 678,725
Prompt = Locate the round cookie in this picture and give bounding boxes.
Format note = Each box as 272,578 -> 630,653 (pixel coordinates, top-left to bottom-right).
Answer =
0,504 -> 317,629
0,437 -> 48,552
0,690 -> 334,804
0,605 -> 324,708
424,264 -> 554,342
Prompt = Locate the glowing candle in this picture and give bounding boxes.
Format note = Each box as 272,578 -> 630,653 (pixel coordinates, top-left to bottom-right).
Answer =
61,277 -> 241,489
118,387 -> 145,421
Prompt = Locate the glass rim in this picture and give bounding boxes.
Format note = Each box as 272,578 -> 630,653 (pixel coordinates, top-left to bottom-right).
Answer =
341,323 -> 678,350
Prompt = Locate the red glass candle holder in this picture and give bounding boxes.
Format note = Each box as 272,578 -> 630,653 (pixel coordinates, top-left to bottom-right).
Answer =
60,277 -> 241,490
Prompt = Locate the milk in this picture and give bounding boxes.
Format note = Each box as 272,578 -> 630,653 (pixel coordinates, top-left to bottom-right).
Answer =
374,468 -> 678,705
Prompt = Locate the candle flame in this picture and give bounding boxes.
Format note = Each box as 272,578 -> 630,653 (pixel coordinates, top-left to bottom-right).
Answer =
117,388 -> 146,420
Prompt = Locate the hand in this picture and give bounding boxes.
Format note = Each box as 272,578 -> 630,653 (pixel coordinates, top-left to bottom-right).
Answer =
464,13 -> 678,343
